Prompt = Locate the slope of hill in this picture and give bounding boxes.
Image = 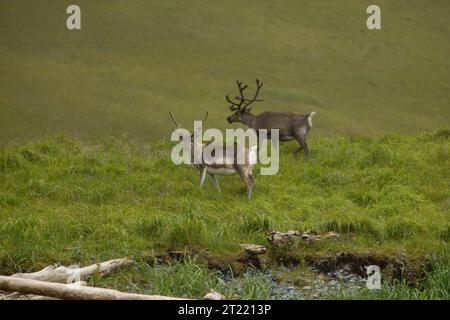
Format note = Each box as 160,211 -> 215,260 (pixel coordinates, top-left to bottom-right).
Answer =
1,0 -> 450,143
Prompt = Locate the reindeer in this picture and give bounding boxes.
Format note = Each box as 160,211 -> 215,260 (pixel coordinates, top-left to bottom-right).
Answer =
226,79 -> 316,155
169,111 -> 257,199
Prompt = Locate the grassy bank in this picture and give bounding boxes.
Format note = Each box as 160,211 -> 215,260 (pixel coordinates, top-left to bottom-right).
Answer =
0,130 -> 448,285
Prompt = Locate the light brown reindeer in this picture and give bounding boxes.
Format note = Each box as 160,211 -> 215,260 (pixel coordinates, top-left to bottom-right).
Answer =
169,111 -> 257,199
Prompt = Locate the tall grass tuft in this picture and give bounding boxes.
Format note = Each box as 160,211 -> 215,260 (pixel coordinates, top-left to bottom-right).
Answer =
239,214 -> 272,234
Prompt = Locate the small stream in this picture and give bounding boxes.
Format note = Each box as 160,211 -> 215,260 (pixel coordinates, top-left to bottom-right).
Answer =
218,264 -> 365,300
270,265 -> 365,299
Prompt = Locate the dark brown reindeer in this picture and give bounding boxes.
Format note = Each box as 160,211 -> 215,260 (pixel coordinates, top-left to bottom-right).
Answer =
169,111 -> 257,199
226,79 -> 316,155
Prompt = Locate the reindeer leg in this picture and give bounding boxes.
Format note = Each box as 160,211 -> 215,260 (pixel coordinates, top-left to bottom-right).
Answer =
235,166 -> 253,199
209,173 -> 221,193
256,131 -> 261,151
299,137 -> 309,155
248,166 -> 256,188
248,174 -> 255,186
293,129 -> 309,156
199,166 -> 207,189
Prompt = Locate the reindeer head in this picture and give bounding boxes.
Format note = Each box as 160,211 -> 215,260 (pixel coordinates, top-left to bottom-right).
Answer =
226,79 -> 263,124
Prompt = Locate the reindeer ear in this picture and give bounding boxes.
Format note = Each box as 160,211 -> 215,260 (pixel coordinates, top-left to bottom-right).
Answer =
245,106 -> 252,113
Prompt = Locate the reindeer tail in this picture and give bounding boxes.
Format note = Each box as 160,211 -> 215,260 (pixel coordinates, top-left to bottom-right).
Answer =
308,111 -> 316,128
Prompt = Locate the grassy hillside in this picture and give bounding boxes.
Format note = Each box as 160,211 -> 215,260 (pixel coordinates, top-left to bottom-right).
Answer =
1,0 -> 450,143
0,131 -> 449,298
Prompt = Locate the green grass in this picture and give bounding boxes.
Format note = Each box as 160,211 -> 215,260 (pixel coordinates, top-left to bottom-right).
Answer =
90,256 -> 274,299
1,0 -> 450,143
0,131 -> 448,299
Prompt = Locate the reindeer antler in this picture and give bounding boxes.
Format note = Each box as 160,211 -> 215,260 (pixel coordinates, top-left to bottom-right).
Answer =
169,111 -> 208,128
169,111 -> 180,128
226,81 -> 248,111
226,79 -> 263,111
202,111 -> 208,123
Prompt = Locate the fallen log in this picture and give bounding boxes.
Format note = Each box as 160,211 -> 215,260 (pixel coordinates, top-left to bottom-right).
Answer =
0,276 -> 188,300
1,291 -> 60,300
11,258 -> 134,283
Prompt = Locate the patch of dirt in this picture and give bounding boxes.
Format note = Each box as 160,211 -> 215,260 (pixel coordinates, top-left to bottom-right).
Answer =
203,252 -> 267,275
141,248 -> 428,283
142,249 -> 266,276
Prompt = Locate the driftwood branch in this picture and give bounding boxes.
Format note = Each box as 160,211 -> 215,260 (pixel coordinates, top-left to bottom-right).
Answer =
2,258 -> 134,300
1,291 -> 61,300
0,276 -> 188,300
1,258 -> 188,300
1,281 -> 88,300
11,258 -> 134,283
